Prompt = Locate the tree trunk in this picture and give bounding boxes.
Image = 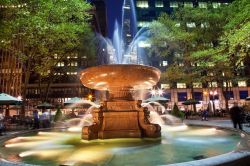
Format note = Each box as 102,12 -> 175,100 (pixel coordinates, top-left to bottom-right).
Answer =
221,82 -> 230,113
190,84 -> 197,113
21,57 -> 31,117
38,74 -> 42,101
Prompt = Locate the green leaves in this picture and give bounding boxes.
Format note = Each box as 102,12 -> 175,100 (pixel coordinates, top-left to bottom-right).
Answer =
0,0 -> 93,70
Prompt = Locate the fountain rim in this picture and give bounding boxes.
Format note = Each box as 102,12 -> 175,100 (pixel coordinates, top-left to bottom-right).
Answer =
0,125 -> 249,166
80,64 -> 161,75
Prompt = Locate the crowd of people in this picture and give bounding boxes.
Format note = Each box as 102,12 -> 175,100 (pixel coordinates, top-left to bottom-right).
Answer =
0,110 -> 51,136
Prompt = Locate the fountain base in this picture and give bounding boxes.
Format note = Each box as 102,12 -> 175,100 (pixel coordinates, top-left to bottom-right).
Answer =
82,100 -> 161,140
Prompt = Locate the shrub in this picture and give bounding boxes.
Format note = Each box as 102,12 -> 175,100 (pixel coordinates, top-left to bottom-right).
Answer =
171,103 -> 184,119
54,107 -> 63,122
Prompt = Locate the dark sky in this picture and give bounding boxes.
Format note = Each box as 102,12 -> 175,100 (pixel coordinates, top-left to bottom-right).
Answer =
105,0 -> 123,38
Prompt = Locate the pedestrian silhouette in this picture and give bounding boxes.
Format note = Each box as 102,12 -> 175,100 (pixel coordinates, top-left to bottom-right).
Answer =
230,102 -> 243,130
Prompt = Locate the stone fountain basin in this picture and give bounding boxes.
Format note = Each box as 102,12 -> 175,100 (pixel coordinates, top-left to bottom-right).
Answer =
80,64 -> 161,91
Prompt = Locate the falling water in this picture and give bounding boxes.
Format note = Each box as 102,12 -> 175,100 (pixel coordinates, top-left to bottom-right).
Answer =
96,0 -> 151,65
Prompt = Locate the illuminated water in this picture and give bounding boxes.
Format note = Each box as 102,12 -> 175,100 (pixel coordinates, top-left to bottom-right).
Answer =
0,126 -> 241,166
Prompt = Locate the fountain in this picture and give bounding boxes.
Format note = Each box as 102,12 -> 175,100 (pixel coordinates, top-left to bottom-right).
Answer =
0,0 -> 249,165
78,0 -> 162,140
80,64 -> 161,140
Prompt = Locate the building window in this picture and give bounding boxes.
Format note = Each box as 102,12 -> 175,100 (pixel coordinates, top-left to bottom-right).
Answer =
69,62 -> 78,67
163,92 -> 171,100
170,1 -> 178,8
138,41 -> 151,47
178,92 -> 187,102
57,62 -> 64,67
184,2 -> 193,8
186,22 -> 196,28
238,81 -> 247,87
223,81 -> 232,87
161,84 -> 170,89
198,2 -> 207,8
66,72 -> 77,75
54,54 -> 58,59
138,21 -> 150,27
208,72 -> 214,76
212,2 -> 221,8
177,83 -> 186,88
194,92 -> 203,101
162,61 -> 168,66
193,82 -> 202,88
175,23 -> 180,27
178,63 -> 184,66
239,91 -> 248,99
209,82 -> 218,88
225,91 -> 234,100
136,1 -> 149,8
155,1 -> 164,7
201,22 -> 209,28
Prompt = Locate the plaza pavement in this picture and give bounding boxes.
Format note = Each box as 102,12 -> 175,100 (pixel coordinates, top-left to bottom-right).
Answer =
184,118 -> 250,133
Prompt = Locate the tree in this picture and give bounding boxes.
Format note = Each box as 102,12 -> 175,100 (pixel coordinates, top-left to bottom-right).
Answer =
150,7 -> 226,112
222,0 -> 250,60
190,0 -> 250,111
54,107 -> 63,122
0,0 -> 93,116
171,103 -> 184,119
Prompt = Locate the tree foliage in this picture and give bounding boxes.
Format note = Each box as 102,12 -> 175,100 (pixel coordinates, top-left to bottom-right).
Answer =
171,103 -> 184,119
150,1 -> 250,111
0,0 -> 94,114
54,107 -> 63,122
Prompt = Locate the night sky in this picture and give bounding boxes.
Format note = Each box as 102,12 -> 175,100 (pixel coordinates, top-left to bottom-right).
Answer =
105,0 -> 123,38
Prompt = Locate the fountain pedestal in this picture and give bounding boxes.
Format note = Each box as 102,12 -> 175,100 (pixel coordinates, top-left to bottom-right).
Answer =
80,65 -> 161,140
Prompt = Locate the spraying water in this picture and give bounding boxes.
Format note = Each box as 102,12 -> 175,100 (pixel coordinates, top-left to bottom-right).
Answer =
97,0 -> 151,64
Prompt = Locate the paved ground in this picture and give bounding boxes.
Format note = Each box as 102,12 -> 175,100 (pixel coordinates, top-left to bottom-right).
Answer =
184,118 -> 250,133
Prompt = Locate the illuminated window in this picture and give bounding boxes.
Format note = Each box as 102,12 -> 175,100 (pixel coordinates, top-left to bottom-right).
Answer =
208,72 -> 214,76
175,23 -> 180,27
57,62 -> 64,67
201,22 -> 209,28
193,82 -> 202,88
138,41 -> 151,48
54,72 -> 63,75
240,61 -> 244,66
136,1 -> 149,8
223,81 -> 232,87
66,72 -> 77,75
161,84 -> 170,89
199,2 -> 207,8
138,21 -> 150,27
170,1 -> 178,8
209,82 -> 218,87
212,2 -> 221,8
155,1 -> 164,7
184,2 -> 193,8
162,61 -> 168,66
179,63 -> 184,66
238,81 -> 247,87
54,54 -> 58,59
186,22 -> 196,28
177,83 -> 186,88
69,62 -> 78,66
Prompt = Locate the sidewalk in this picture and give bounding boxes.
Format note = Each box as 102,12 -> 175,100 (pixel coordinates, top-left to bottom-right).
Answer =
184,118 -> 250,133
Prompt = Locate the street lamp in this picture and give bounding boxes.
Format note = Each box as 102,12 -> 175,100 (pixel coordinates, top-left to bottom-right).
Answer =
88,94 -> 93,101
209,90 -> 218,116
150,88 -> 164,97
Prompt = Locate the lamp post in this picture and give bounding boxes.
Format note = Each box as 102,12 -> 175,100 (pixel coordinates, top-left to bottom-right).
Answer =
209,90 -> 217,116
